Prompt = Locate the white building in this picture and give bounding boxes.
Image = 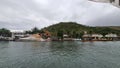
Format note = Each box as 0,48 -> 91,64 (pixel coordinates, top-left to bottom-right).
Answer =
105,33 -> 118,40
89,0 -> 120,8
83,34 -> 103,41
10,30 -> 25,39
83,34 -> 103,37
63,34 -> 69,38
105,33 -> 118,37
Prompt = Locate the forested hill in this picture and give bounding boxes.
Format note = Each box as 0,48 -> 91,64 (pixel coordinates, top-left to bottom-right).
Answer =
40,22 -> 120,38
107,26 -> 120,30
41,22 -> 90,34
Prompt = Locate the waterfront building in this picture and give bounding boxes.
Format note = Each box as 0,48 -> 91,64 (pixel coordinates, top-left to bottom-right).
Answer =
63,34 -> 69,38
105,33 -> 118,40
0,36 -> 11,41
63,34 -> 73,41
11,30 -> 25,39
82,34 -> 103,41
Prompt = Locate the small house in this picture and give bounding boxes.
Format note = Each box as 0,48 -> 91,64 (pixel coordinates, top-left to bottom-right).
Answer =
105,33 -> 118,40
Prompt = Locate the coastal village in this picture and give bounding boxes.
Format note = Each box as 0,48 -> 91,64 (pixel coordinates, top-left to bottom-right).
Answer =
0,28 -> 120,42
12,30 -> 120,41
0,22 -> 120,42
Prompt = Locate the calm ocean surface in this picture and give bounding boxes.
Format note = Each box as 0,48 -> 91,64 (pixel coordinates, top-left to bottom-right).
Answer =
0,41 -> 120,68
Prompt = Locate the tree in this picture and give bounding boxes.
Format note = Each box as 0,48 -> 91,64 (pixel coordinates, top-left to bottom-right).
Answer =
57,30 -> 63,40
31,27 -> 40,34
0,28 -> 11,37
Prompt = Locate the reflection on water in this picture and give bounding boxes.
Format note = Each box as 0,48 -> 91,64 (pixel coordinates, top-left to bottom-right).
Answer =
0,41 -> 120,68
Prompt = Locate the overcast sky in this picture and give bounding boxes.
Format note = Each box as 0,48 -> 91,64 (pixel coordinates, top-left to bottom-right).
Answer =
0,0 -> 120,30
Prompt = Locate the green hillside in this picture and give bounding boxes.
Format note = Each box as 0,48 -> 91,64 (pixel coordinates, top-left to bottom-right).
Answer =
108,26 -> 120,30
40,22 -> 120,38
41,22 -> 89,38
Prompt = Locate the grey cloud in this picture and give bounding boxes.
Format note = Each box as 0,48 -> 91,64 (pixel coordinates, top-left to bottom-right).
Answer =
0,0 -> 120,30
88,9 -> 120,26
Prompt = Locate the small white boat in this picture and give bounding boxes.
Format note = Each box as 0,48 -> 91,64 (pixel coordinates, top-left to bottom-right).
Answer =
73,39 -> 81,41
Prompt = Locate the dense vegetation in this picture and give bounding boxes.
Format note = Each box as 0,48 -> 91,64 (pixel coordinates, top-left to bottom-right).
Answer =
0,28 -> 11,37
25,27 -> 42,34
0,22 -> 119,39
39,22 -> 120,38
40,22 -> 88,38
106,26 -> 120,30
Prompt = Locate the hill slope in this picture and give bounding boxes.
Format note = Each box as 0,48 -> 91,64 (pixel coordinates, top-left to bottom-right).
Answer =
40,22 -> 120,38
108,26 -> 120,30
